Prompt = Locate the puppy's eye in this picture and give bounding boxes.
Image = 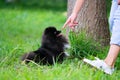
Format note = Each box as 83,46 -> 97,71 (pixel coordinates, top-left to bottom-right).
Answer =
54,32 -> 56,34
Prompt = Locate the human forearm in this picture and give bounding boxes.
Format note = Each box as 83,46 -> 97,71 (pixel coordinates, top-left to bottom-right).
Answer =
62,0 -> 85,29
72,0 -> 85,15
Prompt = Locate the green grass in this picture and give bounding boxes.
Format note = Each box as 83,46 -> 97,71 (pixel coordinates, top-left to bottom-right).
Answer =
68,31 -> 103,59
0,6 -> 120,80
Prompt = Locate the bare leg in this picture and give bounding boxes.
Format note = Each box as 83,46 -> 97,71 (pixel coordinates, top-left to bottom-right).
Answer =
104,44 -> 120,68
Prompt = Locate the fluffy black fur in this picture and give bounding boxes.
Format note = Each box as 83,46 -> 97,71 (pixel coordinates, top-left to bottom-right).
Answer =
21,26 -> 69,65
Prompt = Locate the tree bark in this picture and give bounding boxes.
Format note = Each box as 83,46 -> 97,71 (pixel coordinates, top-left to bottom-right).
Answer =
67,0 -> 110,46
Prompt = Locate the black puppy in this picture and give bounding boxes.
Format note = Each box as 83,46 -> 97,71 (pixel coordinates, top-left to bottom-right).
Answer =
21,26 -> 70,65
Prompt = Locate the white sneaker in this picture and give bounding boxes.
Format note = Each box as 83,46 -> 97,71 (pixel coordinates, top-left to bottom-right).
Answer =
83,57 -> 114,75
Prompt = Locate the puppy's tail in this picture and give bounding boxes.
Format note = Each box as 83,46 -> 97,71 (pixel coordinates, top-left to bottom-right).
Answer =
21,52 -> 36,64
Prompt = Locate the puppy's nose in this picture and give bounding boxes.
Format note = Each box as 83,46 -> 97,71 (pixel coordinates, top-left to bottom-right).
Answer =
58,31 -> 61,33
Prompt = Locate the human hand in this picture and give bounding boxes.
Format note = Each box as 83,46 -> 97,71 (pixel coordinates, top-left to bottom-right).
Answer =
62,13 -> 78,30
118,0 -> 120,5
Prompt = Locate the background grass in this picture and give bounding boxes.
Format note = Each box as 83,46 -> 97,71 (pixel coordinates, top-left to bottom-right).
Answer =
0,2 -> 120,80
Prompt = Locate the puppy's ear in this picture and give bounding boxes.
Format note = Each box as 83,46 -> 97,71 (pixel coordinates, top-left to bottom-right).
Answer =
44,27 -> 56,34
44,28 -> 50,34
44,27 -> 62,37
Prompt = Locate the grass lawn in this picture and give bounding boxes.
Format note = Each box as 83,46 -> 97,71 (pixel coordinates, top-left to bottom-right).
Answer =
0,6 -> 120,80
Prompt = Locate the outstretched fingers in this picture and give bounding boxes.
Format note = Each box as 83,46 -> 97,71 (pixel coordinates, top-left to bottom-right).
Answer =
62,18 -> 70,29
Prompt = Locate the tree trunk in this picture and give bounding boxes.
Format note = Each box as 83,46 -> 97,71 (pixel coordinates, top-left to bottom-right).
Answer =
67,0 -> 110,46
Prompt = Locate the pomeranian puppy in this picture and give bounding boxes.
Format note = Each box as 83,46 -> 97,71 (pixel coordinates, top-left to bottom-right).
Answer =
21,26 -> 70,65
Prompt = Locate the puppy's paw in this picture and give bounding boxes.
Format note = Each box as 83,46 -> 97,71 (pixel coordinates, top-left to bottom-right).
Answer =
64,52 -> 70,57
64,44 -> 71,49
